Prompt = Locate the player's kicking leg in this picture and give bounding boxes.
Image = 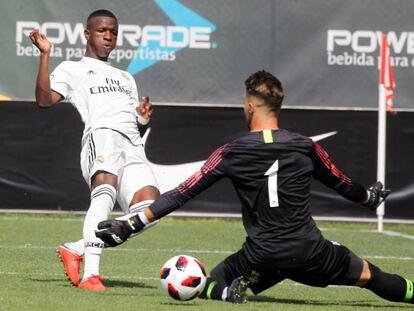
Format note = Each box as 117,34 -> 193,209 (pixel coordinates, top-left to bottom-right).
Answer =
57,196 -> 158,289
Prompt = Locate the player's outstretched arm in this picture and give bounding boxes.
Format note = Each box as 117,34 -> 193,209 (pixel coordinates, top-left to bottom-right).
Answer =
29,29 -> 62,108
311,142 -> 391,208
96,144 -> 229,247
361,181 -> 391,210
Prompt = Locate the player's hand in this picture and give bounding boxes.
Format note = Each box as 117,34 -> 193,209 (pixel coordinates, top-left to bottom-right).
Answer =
29,29 -> 52,54
362,181 -> 391,210
136,96 -> 153,120
95,220 -> 133,247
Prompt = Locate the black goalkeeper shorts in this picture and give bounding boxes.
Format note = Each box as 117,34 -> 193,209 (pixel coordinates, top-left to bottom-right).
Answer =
209,240 -> 364,295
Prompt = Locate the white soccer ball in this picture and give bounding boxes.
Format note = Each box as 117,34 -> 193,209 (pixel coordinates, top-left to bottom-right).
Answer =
160,255 -> 207,301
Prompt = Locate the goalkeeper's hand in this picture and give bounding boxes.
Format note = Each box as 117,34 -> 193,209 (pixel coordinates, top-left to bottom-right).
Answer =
95,219 -> 135,247
362,181 -> 391,210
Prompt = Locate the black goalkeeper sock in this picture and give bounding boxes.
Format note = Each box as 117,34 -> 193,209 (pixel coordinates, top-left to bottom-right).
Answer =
200,277 -> 227,301
365,262 -> 414,303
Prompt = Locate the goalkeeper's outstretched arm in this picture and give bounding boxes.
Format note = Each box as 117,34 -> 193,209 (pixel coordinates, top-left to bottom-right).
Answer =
96,143 -> 230,247
311,141 -> 390,209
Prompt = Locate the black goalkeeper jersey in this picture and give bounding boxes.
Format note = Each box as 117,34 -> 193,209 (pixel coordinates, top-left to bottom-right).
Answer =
150,129 -> 367,268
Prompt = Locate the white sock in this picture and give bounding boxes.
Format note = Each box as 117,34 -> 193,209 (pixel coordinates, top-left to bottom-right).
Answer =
82,184 -> 116,280
115,200 -> 155,238
115,200 -> 154,223
222,287 -> 229,301
63,240 -> 84,256
129,200 -> 154,214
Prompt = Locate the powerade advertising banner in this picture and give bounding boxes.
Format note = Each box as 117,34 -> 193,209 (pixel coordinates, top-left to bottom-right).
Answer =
1,102 -> 413,219
1,0 -> 414,108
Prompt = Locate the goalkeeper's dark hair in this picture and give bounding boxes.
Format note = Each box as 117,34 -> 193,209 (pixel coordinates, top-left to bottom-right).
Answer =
245,70 -> 284,116
86,9 -> 118,29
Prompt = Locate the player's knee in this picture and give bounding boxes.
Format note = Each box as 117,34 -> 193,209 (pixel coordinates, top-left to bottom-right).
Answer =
344,256 -> 372,288
336,251 -> 366,286
356,260 -> 372,287
130,186 -> 160,204
361,261 -> 387,289
91,171 -> 118,189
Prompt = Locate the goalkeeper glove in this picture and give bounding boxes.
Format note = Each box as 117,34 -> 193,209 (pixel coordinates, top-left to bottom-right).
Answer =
95,212 -> 157,247
362,181 -> 391,210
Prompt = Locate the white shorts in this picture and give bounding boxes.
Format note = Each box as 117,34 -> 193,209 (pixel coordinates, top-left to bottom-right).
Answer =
80,128 -> 158,213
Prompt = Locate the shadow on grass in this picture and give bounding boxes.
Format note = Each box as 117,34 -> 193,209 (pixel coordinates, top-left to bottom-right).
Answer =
30,278 -> 63,283
160,302 -> 200,307
104,279 -> 157,289
251,295 -> 411,309
30,277 -> 156,290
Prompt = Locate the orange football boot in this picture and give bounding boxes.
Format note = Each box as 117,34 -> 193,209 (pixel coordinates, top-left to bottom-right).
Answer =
57,244 -> 83,286
79,275 -> 106,291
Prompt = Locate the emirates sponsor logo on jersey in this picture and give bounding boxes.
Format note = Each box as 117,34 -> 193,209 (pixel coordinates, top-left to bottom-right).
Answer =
89,78 -> 133,97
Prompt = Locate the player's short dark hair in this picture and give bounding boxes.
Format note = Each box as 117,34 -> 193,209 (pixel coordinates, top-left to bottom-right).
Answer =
245,70 -> 284,116
86,9 -> 118,28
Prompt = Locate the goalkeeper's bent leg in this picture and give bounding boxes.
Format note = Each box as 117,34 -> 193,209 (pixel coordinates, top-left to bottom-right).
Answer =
200,251 -> 248,301
200,277 -> 229,301
364,261 -> 414,303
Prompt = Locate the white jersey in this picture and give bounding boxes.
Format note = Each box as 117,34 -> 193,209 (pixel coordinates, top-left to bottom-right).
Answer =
50,57 -> 142,146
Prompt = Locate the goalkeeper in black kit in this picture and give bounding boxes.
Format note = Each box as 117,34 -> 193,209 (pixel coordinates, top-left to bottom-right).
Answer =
96,70 -> 414,305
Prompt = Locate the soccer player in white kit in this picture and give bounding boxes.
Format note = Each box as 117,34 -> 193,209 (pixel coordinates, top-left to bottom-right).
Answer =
29,9 -> 160,291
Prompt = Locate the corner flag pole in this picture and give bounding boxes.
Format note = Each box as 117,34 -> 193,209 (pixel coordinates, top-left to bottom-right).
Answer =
377,82 -> 386,232
377,33 -> 395,232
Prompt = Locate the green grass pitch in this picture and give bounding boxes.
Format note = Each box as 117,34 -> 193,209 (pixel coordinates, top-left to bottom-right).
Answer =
1,213 -> 414,311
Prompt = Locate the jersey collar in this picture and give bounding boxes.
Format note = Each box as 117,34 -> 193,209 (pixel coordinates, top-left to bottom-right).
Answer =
81,56 -> 111,66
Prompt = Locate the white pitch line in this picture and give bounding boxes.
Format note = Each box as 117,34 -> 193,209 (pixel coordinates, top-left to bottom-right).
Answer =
0,244 -> 413,260
319,228 -> 377,233
2,217 -> 414,238
0,244 -> 234,254
0,216 -> 411,235
0,270 -> 158,281
3,213 -> 414,224
364,255 -> 414,261
0,271 -> 385,290
0,271 -> 361,289
3,218 -> 413,241
381,230 -> 414,240
320,227 -> 414,240
0,216 -> 84,222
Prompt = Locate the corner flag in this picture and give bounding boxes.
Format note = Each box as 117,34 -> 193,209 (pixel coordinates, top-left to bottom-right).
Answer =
379,33 -> 395,112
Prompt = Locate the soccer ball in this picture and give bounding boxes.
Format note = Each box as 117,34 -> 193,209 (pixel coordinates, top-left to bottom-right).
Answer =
160,255 -> 207,301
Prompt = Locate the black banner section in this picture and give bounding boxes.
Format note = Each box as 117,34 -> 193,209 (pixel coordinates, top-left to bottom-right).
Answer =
1,102 -> 413,218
